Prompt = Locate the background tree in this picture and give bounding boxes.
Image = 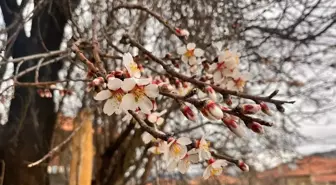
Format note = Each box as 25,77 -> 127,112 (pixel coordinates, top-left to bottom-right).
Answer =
0,0 -> 335,185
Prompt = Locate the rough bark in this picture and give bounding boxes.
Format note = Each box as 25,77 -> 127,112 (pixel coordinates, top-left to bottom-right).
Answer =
0,1 -> 79,185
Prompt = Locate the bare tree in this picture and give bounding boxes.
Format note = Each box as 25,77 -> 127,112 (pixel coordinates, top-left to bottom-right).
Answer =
0,0 -> 335,185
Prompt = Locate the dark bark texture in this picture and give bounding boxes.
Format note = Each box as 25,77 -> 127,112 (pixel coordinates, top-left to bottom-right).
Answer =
0,0 -> 79,185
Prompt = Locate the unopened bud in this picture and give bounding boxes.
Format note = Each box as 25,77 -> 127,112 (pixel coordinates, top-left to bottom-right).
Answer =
180,104 -> 196,121
49,84 -> 57,89
175,28 -> 190,37
105,73 -> 114,80
260,102 -> 272,116
247,122 -> 264,134
208,158 -> 216,165
92,77 -> 104,86
59,90 -> 65,96
222,115 -> 244,137
239,104 -> 261,114
238,160 -> 249,172
224,95 -> 232,106
201,100 -> 224,120
205,86 -> 217,101
160,84 -> 174,92
44,89 -> 52,98
37,89 -> 45,98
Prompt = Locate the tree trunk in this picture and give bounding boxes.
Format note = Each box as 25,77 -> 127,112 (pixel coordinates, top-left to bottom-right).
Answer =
0,1 -> 79,185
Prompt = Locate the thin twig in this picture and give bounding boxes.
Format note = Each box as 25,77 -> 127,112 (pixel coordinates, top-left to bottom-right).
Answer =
113,4 -> 187,44
123,34 -> 295,106
27,125 -> 82,168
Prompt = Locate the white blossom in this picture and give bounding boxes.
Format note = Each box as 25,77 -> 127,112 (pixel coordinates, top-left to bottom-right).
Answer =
203,159 -> 227,179
177,43 -> 204,65
94,77 -> 125,116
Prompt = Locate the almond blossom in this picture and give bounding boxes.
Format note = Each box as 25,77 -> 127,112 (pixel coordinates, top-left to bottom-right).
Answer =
148,141 -> 168,155
163,137 -> 192,162
239,104 -> 261,114
167,149 -> 199,173
203,158 -> 227,179
177,43 -> 204,65
222,114 -> 245,138
200,100 -> 224,120
123,52 -> 141,78
196,136 -> 211,160
209,50 -> 240,83
225,72 -> 250,92
94,77 -> 125,116
120,78 -> 159,114
147,109 -> 167,125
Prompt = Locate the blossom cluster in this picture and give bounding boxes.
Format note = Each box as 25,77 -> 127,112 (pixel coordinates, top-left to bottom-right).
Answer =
142,133 -> 235,179
89,35 -> 273,179
93,53 -> 159,116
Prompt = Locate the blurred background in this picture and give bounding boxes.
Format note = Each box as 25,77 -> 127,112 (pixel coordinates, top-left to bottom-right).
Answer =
0,0 -> 336,185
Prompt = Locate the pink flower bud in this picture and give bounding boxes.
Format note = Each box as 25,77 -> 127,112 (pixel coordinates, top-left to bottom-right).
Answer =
160,84 -> 174,92
92,77 -> 104,86
175,28 -> 190,37
224,96 -> 232,106
260,102 -> 272,116
238,160 -> 249,172
208,158 -> 216,165
44,89 -> 52,98
59,90 -> 65,97
49,84 -> 57,89
37,89 -> 45,98
247,122 -> 264,134
105,73 -> 114,80
205,86 -> 217,101
201,100 -> 224,120
180,104 -> 196,121
240,104 -> 261,114
222,115 -> 244,137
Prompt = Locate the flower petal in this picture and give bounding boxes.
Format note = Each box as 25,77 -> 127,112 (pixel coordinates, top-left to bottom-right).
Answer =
177,137 -> 192,145
94,90 -> 112,101
138,96 -> 153,114
177,46 -> 187,55
213,71 -> 223,84
201,150 -> 212,160
142,132 -> 154,144
120,93 -> 137,111
122,52 -> 133,66
147,114 -> 158,123
107,78 -> 122,90
181,55 -> 188,63
189,153 -> 200,163
228,124 -> 245,138
121,78 -> 136,92
135,78 -> 151,86
144,84 -> 159,98
167,159 -> 178,172
213,159 -> 227,168
194,48 -> 204,57
149,146 -> 162,154
188,56 -> 197,65
203,166 -> 211,179
187,43 -> 196,50
178,159 -> 190,174
156,117 -> 164,125
103,98 -> 119,116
